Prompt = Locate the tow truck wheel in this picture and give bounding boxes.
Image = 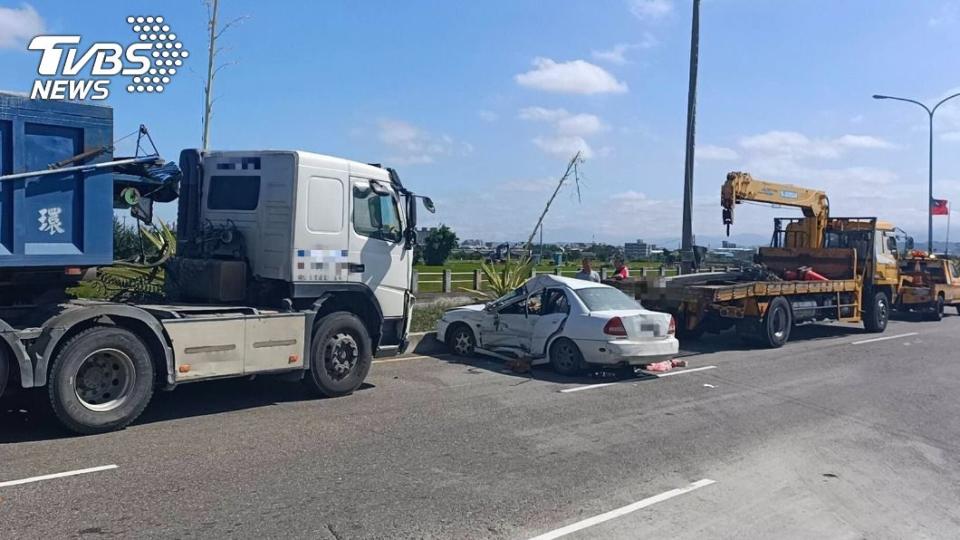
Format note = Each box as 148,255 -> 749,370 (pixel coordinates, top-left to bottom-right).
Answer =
863,291 -> 889,333
446,323 -> 476,357
761,297 -> 792,348
550,338 -> 585,376
48,326 -> 155,435
304,312 -> 372,398
928,296 -> 944,322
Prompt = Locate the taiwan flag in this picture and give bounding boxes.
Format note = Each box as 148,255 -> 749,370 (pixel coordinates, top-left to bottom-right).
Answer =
932,199 -> 949,215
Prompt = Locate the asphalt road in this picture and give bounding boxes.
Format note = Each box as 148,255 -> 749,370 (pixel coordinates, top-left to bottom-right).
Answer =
3,314 -> 960,539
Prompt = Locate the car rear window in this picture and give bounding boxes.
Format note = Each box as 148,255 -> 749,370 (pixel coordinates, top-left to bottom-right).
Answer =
575,287 -> 640,311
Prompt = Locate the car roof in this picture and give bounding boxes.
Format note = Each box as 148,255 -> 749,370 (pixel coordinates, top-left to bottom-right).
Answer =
526,273 -> 613,291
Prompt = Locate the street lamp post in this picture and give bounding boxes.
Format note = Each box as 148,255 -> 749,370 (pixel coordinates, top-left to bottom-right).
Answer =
873,92 -> 960,251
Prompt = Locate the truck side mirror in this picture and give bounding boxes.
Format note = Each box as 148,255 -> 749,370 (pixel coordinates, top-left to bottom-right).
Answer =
422,197 -> 436,214
905,237 -> 915,251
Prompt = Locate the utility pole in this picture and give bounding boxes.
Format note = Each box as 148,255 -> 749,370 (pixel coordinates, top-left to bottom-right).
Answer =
680,0 -> 701,272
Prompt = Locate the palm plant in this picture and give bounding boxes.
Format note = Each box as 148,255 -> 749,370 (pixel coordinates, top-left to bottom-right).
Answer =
460,257 -> 533,301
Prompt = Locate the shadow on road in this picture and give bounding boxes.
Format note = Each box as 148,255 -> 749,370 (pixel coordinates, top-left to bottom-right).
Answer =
0,378 -> 374,444
678,323 -> 877,356
432,352 -> 662,387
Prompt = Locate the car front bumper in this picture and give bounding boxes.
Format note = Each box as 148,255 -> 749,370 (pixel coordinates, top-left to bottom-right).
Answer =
576,337 -> 679,366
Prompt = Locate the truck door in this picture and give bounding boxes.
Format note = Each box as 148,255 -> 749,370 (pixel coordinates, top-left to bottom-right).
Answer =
348,179 -> 409,321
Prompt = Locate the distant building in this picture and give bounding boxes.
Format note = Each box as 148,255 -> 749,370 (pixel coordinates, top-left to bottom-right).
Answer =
624,239 -> 654,260
461,238 -> 484,248
722,240 -> 737,248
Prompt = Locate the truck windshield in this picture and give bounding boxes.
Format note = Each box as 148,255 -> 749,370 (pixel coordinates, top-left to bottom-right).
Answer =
575,287 -> 640,311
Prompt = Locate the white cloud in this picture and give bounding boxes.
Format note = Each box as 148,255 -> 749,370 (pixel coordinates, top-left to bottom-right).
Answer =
519,107 -> 605,157
0,3 -> 44,49
533,135 -> 594,159
518,106 -> 570,122
738,131 -> 895,160
591,35 -> 659,65
477,110 -> 498,122
697,144 -> 739,161
628,0 -> 672,20
376,119 -> 471,165
929,2 -> 958,26
515,57 -> 628,95
556,114 -> 605,136
833,134 -> 895,149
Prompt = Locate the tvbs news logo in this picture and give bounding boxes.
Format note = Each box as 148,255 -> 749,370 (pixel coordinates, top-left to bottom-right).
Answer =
28,16 -> 189,101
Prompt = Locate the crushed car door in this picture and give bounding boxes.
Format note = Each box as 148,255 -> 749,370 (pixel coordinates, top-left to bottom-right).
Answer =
529,288 -> 570,357
482,290 -> 541,351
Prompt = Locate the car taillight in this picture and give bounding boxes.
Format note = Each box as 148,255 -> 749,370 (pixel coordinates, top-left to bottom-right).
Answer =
668,316 -> 676,335
603,316 -> 628,337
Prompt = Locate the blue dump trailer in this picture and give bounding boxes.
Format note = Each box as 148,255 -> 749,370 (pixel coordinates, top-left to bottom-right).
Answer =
0,92 -> 114,269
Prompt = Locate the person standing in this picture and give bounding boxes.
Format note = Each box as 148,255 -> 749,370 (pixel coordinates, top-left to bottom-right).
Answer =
574,257 -> 600,282
612,257 -> 630,280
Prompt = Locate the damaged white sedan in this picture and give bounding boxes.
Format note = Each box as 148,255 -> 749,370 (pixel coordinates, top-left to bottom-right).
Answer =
436,275 -> 679,375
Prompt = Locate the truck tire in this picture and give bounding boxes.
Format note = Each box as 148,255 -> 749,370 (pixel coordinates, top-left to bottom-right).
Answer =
47,326 -> 155,435
927,296 -> 944,322
863,291 -> 890,333
0,348 -> 9,401
304,312 -> 372,398
675,313 -> 705,341
550,338 -> 585,376
761,297 -> 792,348
446,323 -> 477,357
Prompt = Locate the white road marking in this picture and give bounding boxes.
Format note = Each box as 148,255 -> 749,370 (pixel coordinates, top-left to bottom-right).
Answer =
527,479 -> 716,540
373,354 -> 449,364
0,465 -> 118,488
653,365 -> 717,378
851,332 -> 918,345
560,382 -> 617,393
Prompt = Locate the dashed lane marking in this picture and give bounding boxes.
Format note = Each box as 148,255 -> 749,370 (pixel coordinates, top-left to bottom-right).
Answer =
851,332 -> 918,345
527,479 -> 717,540
0,465 -> 118,488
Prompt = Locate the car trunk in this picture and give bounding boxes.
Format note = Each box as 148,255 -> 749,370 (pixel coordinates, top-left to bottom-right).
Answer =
593,309 -> 673,341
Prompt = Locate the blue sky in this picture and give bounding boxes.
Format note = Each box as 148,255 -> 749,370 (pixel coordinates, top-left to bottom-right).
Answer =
2,0 -> 960,246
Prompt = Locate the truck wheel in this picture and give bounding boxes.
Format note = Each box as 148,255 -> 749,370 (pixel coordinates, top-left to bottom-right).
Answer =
0,348 -> 9,401
47,327 -> 155,435
675,313 -> 705,341
304,312 -> 372,398
761,297 -> 792,348
928,296 -> 944,321
446,323 -> 476,357
550,338 -> 585,376
863,291 -> 889,333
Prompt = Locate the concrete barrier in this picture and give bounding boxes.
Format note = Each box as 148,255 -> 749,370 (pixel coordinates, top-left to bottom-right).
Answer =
405,331 -> 447,356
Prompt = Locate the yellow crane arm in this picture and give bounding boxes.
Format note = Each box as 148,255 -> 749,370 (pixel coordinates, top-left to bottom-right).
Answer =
721,171 -> 830,248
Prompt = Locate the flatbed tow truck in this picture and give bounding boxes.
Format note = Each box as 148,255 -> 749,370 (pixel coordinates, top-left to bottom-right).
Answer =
613,172 -> 901,348
0,93 -> 433,434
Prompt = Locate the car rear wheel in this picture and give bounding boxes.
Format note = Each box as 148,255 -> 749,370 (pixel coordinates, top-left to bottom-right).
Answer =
446,324 -> 476,357
550,338 -> 584,376
927,296 -> 944,321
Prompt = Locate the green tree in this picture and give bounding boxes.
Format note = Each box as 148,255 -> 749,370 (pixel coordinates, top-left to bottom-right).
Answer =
422,225 -> 459,265
113,215 -> 141,260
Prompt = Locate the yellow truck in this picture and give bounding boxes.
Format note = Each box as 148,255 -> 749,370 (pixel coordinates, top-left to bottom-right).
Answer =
896,253 -> 960,320
615,172 -> 901,348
